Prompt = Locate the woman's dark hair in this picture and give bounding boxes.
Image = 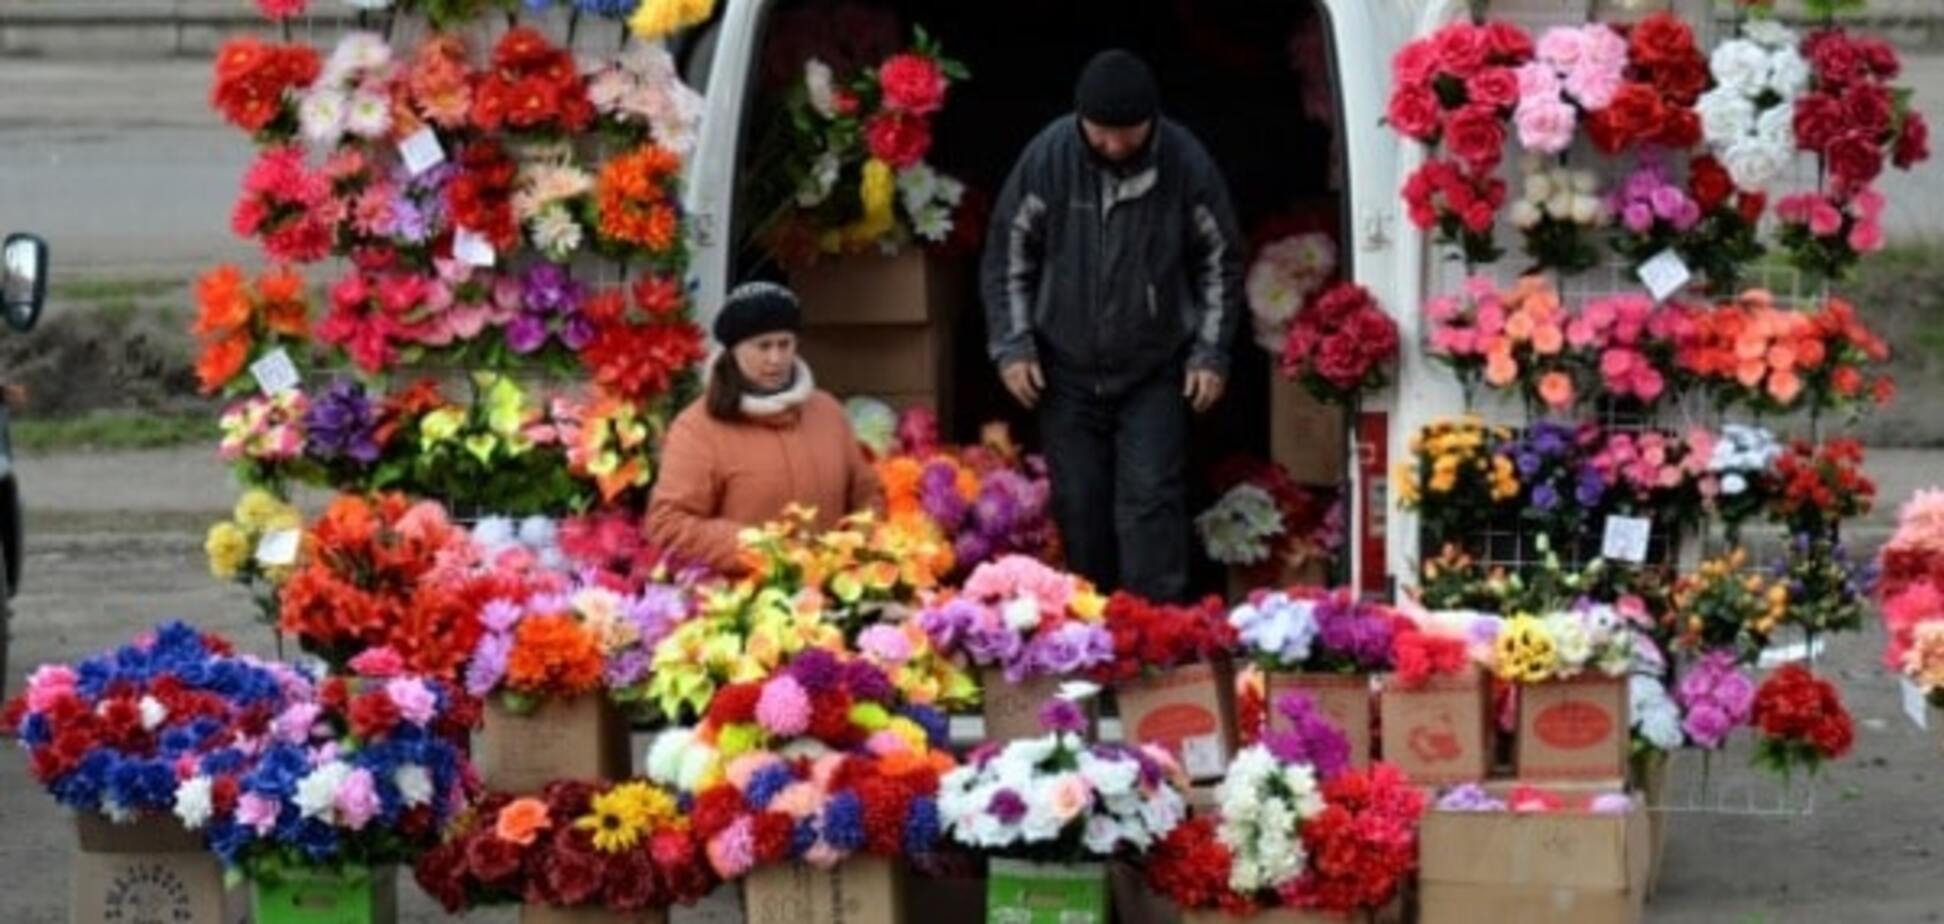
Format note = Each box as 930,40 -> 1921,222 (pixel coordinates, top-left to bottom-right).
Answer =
706,354 -> 753,422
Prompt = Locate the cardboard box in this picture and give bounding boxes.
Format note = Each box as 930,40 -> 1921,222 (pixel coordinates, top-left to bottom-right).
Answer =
744,857 -> 904,924
1418,800 -> 1651,924
1115,662 -> 1239,784
986,859 -> 1108,924
1633,753 -> 1670,899
71,849 -> 248,924
982,670 -> 1093,742
796,325 -> 948,398
1269,377 -> 1344,486
476,694 -> 633,793
1378,669 -> 1492,786
1515,676 -> 1630,782
521,905 -> 668,924
74,813 -> 204,853
1265,672 -> 1373,769
790,251 -> 959,327
1108,861 -> 1178,924
1184,905 -> 1400,924
253,864 -> 397,924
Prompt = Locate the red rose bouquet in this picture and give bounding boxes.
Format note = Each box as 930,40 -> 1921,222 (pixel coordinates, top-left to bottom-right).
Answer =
1385,19 -> 1533,170
759,28 -> 971,262
1796,28 -> 1929,193
1401,156 -> 1510,267
1279,282 -> 1399,406
1682,154 -> 1768,296
414,780 -> 715,914
211,37 -> 320,139
1091,593 -> 1236,685
471,27 -> 596,136
1767,438 -> 1874,540
1751,664 -> 1854,777
1585,12 -> 1706,154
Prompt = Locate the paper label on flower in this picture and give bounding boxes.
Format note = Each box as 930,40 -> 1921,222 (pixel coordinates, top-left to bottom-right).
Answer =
1756,636 -> 1824,669
255,529 -> 300,567
1901,678 -> 1929,731
398,126 -> 446,177
454,228 -> 496,268
1600,515 -> 1652,564
1637,249 -> 1692,303
1180,733 -> 1225,780
248,348 -> 300,397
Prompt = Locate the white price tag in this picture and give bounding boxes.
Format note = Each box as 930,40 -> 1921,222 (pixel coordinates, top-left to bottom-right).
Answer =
1600,515 -> 1652,564
397,126 -> 446,177
1181,733 -> 1224,780
1902,677 -> 1930,731
249,348 -> 301,396
254,529 -> 301,567
1637,249 -> 1692,303
1757,637 -> 1826,669
454,228 -> 496,267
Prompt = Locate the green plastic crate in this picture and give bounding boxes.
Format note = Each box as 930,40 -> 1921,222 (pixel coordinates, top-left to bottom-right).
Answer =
985,860 -> 1108,924
250,865 -> 396,924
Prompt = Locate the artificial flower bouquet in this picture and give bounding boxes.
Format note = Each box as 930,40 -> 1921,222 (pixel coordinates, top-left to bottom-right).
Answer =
1388,18 -> 1534,265
1584,12 -> 1706,155
1421,276 -> 1577,412
1604,152 -> 1702,274
1277,282 -> 1400,407
193,263 -> 311,396
1670,548 -> 1789,656
3,623 -> 301,824
1703,423 -> 1783,542
1229,588 -> 1396,768
1777,536 -> 1872,636
1879,489 -> 1944,711
1145,746 -> 1424,921
1395,416 -> 1520,546
463,575 -> 691,713
1681,154 -> 1769,296
1092,593 -> 1235,687
1512,24 -> 1628,156
761,28 -> 971,262
1488,603 -> 1635,686
643,581 -> 843,721
736,507 -> 954,635
277,492 -> 524,678
939,702 -> 1188,869
175,654 -> 476,896
1768,438 -> 1875,541
1695,19 -> 1807,196
877,414 -> 1057,579
1752,663 -> 1855,778
917,555 -> 1113,687
1510,157 -> 1604,275
413,779 -> 716,915
1245,229 -> 1338,353
1199,457 -> 1341,587
206,488 -> 307,626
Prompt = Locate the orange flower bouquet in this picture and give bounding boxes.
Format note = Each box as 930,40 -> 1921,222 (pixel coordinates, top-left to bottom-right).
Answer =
595,143 -> 685,261
192,263 -> 310,395
1675,290 -> 1893,415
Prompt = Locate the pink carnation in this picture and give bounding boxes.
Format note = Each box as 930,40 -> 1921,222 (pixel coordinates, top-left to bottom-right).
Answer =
273,702 -> 323,745
707,818 -> 757,878
24,664 -> 77,713
237,793 -> 282,836
334,767 -> 380,830
755,676 -> 812,737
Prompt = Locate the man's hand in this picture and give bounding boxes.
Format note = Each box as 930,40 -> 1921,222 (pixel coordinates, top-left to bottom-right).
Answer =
1002,360 -> 1045,409
1184,369 -> 1226,413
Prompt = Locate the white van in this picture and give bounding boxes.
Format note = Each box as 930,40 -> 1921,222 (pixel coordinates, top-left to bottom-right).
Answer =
671,0 -> 1722,592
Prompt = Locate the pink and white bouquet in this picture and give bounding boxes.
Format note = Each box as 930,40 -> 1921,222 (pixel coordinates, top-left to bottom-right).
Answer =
1512,24 -> 1629,154
1695,20 -> 1806,193
511,149 -> 596,263
586,42 -> 705,157
298,32 -> 397,149
917,556 -> 1112,684
1246,233 -> 1338,352
938,702 -> 1187,861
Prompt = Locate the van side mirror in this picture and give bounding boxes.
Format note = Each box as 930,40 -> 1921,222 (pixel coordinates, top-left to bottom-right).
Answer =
2,233 -> 48,334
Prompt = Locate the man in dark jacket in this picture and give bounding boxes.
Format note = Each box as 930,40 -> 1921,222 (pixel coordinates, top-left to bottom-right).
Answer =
980,49 -> 1243,602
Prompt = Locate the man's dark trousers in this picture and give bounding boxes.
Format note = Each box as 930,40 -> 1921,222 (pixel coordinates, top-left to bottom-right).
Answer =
1038,364 -> 1189,602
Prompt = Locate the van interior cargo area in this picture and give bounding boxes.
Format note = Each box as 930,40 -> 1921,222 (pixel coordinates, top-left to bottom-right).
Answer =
731,0 -> 1347,594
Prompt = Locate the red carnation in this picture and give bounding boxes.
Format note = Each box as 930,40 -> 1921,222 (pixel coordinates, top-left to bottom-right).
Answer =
753,812 -> 796,863
708,683 -> 764,727
809,693 -> 861,747
349,690 -> 401,739
465,831 -> 523,884
879,53 -> 948,115
690,786 -> 744,840
865,111 -> 933,168
542,838 -> 606,906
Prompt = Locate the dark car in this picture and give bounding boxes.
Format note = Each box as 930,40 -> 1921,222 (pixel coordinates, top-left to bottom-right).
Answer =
0,232 -> 48,695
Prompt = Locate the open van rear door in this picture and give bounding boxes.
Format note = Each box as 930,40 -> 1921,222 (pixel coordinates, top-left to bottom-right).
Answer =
682,0 -> 769,337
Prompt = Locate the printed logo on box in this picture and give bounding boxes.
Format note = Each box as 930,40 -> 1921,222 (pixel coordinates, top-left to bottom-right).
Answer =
102,861 -> 195,924
1135,704 -> 1218,762
1534,699 -> 1616,750
1406,712 -> 1464,764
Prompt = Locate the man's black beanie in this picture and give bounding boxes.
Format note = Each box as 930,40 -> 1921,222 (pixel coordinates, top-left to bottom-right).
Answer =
1074,49 -> 1159,127
713,281 -> 802,348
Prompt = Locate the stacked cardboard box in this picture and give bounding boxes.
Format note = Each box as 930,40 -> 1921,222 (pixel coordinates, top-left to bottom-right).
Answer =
70,814 -> 248,924
475,695 -> 634,794
1418,785 -> 1651,924
791,253 -> 960,427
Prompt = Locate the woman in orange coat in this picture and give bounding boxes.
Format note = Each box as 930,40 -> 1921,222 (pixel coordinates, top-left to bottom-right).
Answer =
646,282 -> 883,573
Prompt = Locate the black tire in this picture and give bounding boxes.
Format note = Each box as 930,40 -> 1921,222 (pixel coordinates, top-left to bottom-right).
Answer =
0,536 -> 10,698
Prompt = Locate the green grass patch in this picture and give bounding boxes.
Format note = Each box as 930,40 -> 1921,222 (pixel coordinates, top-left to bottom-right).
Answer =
12,412 -> 213,454
50,276 -> 184,305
